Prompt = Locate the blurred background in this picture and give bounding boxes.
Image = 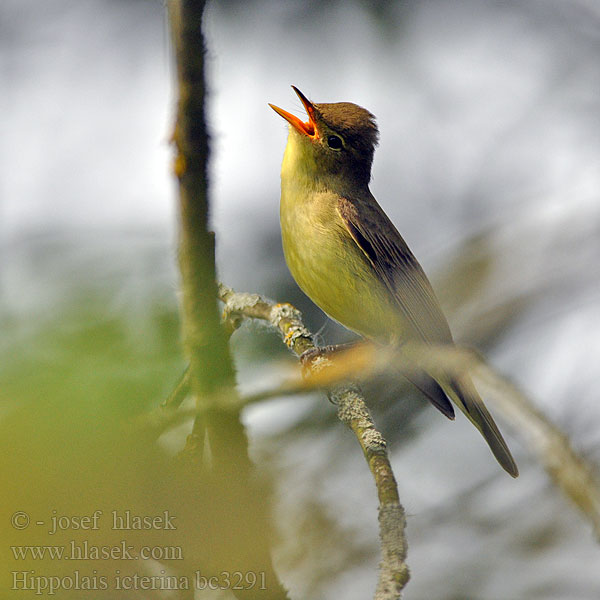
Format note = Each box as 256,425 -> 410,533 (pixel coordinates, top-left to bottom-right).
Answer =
2,0 -> 600,598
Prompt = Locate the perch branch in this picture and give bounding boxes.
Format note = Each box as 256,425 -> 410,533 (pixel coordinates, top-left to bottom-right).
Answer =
219,284 -> 410,599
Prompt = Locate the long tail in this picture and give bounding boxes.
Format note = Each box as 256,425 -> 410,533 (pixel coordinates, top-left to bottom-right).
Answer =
444,375 -> 519,477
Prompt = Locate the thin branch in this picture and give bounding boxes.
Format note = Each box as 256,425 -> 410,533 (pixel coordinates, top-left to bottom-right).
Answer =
397,344 -> 600,539
332,384 -> 410,599
219,284 -> 410,599
471,358 -> 600,539
162,365 -> 190,411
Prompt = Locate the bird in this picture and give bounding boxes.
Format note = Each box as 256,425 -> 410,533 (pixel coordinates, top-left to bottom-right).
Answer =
269,86 -> 518,477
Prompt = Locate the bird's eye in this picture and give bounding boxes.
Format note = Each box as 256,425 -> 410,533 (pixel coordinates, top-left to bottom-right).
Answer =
327,135 -> 343,150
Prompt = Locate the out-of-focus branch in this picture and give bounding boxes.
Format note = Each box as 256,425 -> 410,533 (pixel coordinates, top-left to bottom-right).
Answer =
168,5 -> 289,599
400,344 -> 600,540
470,356 -> 600,539
169,0 -> 236,407
219,284 -> 410,599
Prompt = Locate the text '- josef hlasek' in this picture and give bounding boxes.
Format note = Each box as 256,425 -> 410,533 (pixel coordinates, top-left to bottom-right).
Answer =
42,510 -> 176,535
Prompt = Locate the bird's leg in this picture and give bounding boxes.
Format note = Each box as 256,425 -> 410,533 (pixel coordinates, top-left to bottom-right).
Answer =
300,341 -> 358,367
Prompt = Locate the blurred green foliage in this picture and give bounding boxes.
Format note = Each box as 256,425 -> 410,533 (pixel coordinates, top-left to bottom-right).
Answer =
0,235 -> 284,598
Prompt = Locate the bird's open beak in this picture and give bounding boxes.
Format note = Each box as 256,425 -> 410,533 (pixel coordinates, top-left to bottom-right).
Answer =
269,86 -> 317,138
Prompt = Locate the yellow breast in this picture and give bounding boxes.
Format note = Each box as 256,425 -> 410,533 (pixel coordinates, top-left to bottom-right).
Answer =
279,135 -> 406,340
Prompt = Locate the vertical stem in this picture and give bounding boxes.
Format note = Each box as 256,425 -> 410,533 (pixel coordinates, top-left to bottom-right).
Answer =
167,4 -> 289,598
169,0 -> 235,401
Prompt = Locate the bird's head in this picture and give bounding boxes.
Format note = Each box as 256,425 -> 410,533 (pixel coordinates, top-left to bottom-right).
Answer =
270,86 -> 379,189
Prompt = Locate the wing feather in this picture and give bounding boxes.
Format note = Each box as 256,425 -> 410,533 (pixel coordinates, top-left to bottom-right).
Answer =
337,196 -> 452,344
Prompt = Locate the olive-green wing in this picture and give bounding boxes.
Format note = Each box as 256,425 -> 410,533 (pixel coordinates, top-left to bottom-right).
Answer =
337,195 -> 453,345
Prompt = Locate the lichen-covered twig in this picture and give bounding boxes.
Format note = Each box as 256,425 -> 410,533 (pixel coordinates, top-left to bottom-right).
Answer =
219,283 -> 410,598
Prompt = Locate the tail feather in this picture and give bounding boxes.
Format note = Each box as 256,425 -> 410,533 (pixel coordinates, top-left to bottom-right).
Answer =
406,371 -> 455,420
446,377 -> 519,478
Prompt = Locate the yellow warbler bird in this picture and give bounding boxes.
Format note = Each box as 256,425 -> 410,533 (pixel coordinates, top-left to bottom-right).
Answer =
270,86 -> 518,477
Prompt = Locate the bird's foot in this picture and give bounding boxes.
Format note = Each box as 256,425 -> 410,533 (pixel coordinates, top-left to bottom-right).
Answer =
300,342 -> 356,367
